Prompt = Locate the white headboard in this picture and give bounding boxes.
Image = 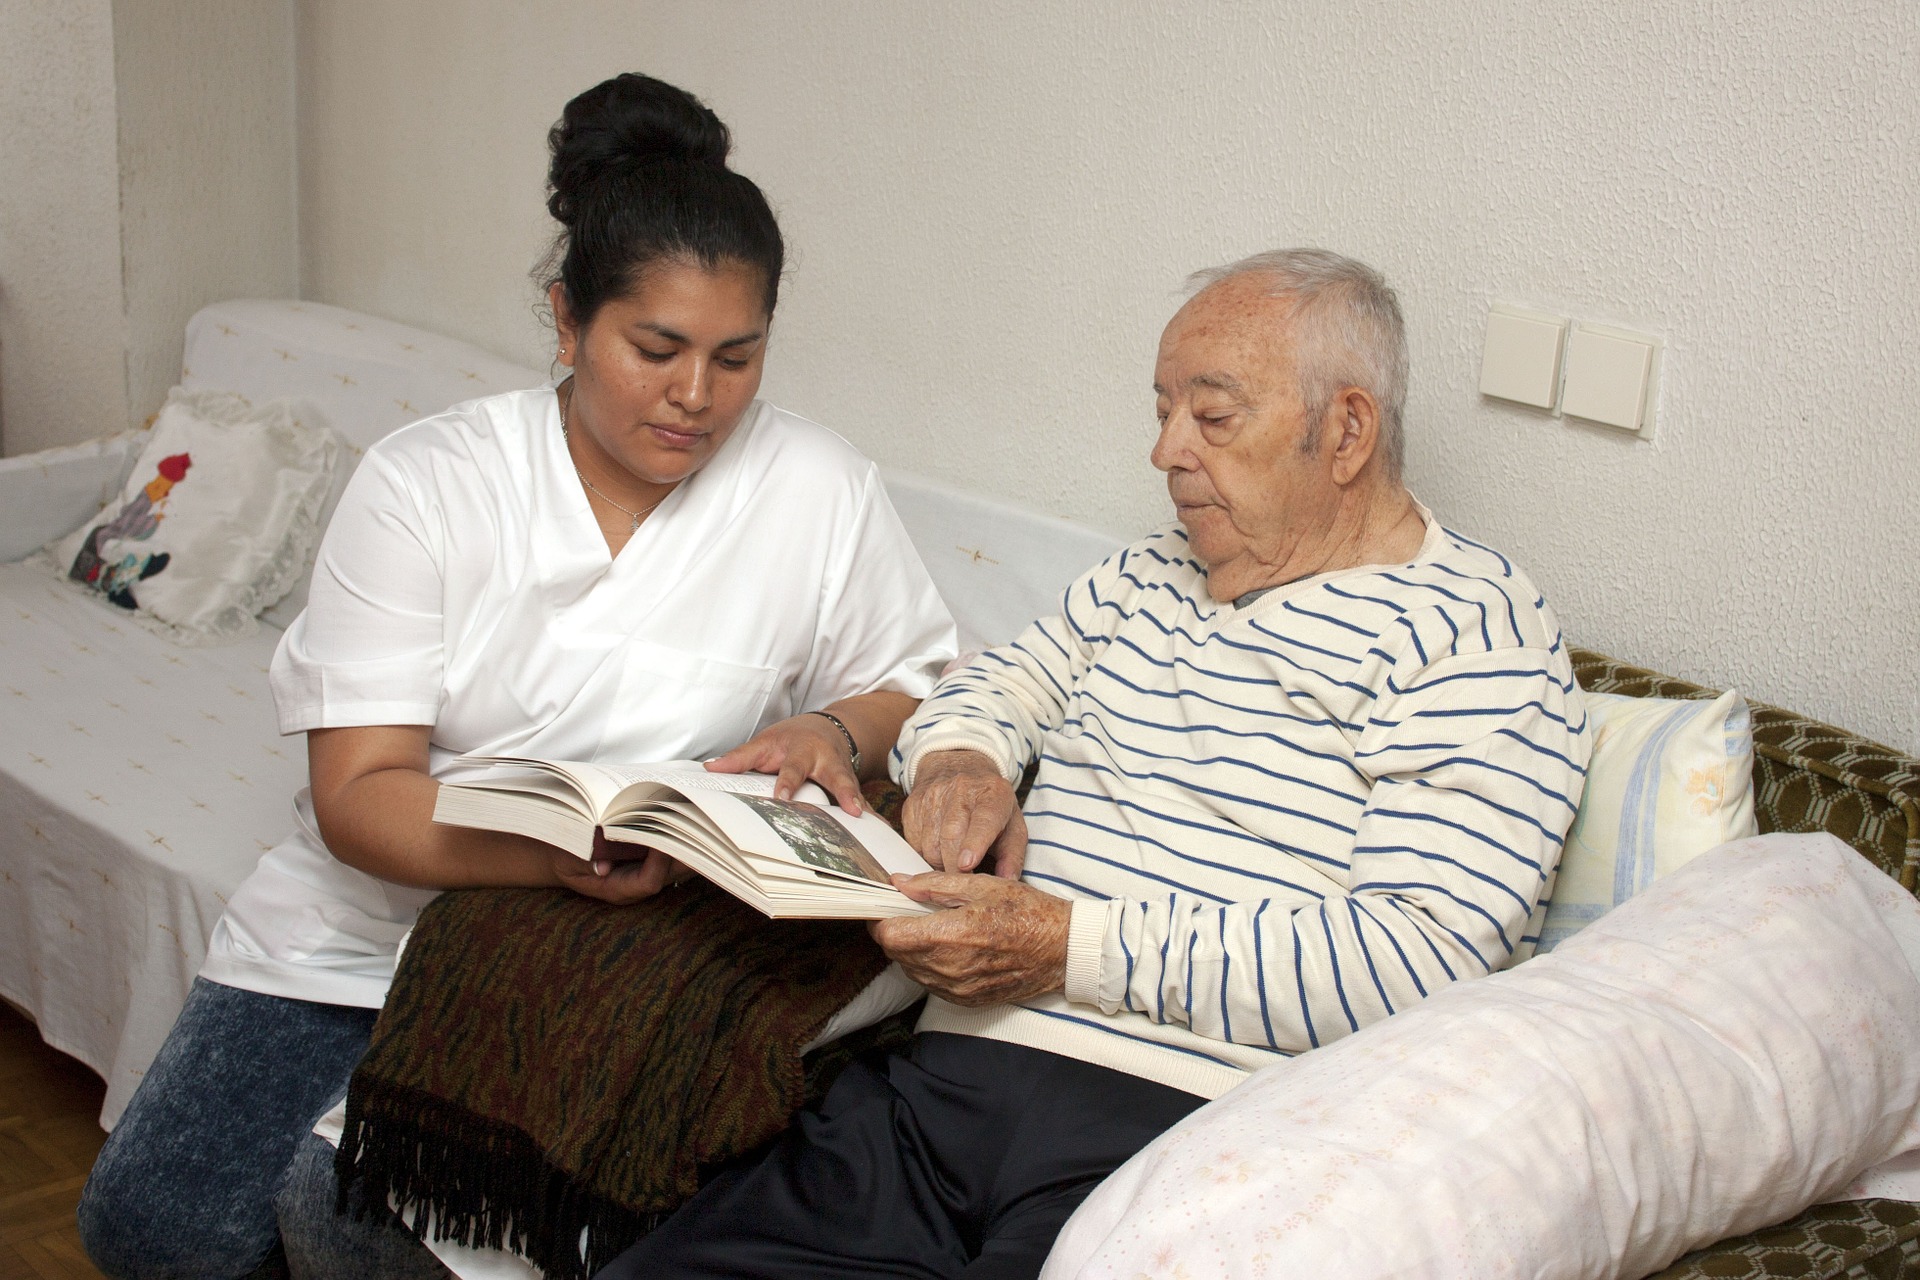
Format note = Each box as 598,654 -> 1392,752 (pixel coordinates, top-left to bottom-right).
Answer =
180,299 -> 545,452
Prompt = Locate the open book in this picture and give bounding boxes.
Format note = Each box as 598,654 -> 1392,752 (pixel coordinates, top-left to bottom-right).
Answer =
431,756 -> 935,919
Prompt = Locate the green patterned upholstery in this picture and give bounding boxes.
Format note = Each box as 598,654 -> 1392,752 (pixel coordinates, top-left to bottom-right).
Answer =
1571,647 -> 1920,1278
1648,1200 -> 1920,1280
1570,648 -> 1920,893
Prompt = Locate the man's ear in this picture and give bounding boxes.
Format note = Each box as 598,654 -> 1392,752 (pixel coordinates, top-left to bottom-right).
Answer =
1327,386 -> 1380,486
550,282 -> 578,369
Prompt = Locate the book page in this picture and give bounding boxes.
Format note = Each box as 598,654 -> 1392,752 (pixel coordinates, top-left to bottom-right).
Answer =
655,789 -> 934,886
596,762 -> 831,808
456,756 -> 634,816
455,756 -> 829,816
605,824 -> 931,919
441,770 -> 596,818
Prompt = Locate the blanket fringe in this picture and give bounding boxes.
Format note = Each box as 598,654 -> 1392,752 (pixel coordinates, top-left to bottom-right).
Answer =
336,1076 -> 663,1280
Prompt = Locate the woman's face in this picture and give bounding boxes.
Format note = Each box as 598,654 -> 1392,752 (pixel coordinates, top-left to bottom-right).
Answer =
554,258 -> 770,490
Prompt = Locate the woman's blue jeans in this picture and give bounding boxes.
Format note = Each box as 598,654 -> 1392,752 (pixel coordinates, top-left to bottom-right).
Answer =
75,977 -> 446,1280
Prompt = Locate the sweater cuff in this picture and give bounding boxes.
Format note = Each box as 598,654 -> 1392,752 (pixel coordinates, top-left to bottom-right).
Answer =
899,731 -> 1020,791
1062,897 -> 1110,1007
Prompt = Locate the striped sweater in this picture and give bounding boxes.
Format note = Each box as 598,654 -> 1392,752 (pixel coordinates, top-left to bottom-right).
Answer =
893,513 -> 1592,1099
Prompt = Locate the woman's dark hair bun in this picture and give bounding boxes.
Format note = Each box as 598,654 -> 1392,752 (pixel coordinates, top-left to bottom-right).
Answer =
547,73 -> 731,226
541,73 -> 784,324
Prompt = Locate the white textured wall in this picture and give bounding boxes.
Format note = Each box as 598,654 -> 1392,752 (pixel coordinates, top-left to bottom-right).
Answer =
114,0 -> 298,431
296,1 -> 1920,753
0,0 -> 129,455
0,0 -> 295,456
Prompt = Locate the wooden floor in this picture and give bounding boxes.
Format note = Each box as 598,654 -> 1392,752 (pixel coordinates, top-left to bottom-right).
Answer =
0,1003 -> 107,1280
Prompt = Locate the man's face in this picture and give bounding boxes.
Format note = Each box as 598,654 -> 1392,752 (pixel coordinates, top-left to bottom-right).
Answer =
1151,277 -> 1334,600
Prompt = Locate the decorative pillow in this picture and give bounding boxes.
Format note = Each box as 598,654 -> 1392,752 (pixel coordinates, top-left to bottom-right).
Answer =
45,387 -> 340,644
1043,834 -> 1920,1280
257,437 -> 363,632
1536,688 -> 1757,952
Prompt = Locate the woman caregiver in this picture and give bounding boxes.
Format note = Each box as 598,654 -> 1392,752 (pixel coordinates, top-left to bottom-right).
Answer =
77,71 -> 955,1280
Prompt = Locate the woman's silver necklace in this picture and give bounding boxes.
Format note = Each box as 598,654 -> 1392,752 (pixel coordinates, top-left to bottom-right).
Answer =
560,385 -> 665,534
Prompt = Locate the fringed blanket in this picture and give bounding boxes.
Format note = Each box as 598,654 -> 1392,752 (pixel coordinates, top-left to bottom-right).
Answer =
335,878 -> 892,1279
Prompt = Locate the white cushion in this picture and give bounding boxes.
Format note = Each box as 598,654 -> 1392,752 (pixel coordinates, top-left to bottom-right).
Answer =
1537,688 -> 1758,952
880,470 -> 1127,651
45,388 -> 340,644
1043,833 -> 1920,1280
180,299 -> 543,454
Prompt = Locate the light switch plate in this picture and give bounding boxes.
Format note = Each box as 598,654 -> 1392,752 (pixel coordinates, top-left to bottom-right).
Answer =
1560,322 -> 1660,438
1479,304 -> 1566,409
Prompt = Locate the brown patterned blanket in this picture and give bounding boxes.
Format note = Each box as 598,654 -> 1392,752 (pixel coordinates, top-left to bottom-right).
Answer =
334,878 -> 890,1278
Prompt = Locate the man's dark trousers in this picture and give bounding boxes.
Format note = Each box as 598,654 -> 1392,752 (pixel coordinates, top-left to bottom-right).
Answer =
596,1030 -> 1206,1279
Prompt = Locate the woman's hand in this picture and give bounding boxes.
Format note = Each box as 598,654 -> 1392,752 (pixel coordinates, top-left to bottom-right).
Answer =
546,832 -> 694,905
705,713 -> 865,813
704,691 -> 919,815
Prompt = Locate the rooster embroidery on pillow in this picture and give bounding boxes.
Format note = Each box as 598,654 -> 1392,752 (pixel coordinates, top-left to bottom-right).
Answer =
67,452 -> 191,609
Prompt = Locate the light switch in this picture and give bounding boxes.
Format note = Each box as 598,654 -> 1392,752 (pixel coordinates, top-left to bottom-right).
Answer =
1560,323 -> 1658,437
1479,305 -> 1566,409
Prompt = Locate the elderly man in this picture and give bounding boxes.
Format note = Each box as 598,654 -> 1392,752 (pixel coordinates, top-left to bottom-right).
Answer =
604,249 -> 1591,1279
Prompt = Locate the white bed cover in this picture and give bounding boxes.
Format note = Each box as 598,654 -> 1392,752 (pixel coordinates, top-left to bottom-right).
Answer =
0,565 -> 301,1121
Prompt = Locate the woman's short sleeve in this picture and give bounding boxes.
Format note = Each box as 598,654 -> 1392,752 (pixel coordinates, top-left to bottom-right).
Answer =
792,466 -> 956,710
269,452 -> 446,733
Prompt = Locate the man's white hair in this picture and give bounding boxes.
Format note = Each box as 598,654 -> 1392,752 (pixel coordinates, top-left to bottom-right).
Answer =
1186,248 -> 1408,480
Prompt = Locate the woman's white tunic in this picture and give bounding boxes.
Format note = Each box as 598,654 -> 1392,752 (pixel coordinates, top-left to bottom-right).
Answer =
200,389 -> 956,1007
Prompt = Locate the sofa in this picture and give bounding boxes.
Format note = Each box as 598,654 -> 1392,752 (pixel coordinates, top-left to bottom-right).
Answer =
2,299 -> 1916,1279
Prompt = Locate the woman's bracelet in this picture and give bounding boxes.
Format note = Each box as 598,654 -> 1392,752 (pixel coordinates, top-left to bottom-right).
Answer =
806,710 -> 862,774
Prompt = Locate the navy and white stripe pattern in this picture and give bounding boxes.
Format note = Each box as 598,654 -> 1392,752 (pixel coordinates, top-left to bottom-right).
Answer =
896,518 -> 1592,1095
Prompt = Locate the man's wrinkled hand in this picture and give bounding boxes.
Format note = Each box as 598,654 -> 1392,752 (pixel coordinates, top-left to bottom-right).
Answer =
870,872 -> 1070,1006
902,750 -> 1028,875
